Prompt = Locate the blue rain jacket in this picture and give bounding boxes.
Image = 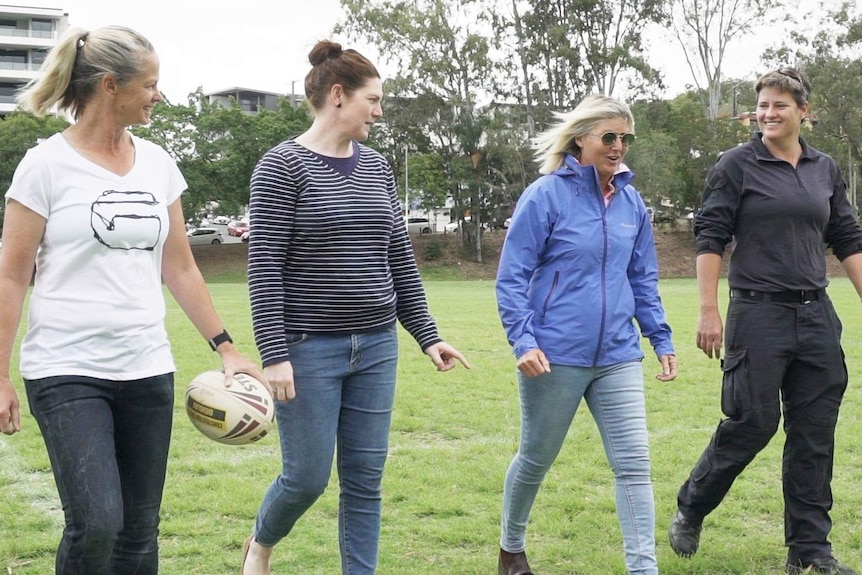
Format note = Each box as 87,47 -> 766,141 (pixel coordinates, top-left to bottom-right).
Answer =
496,155 -> 674,367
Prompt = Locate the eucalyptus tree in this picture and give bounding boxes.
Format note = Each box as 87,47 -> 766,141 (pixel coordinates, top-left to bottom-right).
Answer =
338,0 -> 505,260
669,0 -> 780,120
498,0 -> 669,136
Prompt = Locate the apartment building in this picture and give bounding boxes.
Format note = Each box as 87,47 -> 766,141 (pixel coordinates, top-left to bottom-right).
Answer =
206,86 -> 304,113
0,3 -> 68,116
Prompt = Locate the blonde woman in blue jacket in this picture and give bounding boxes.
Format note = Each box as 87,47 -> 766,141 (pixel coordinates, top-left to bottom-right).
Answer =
495,94 -> 677,575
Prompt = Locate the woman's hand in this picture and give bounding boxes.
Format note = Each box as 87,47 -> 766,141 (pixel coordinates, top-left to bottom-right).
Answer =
0,378 -> 20,435
424,342 -> 470,372
656,354 -> 678,381
516,348 -> 551,378
262,361 -> 296,403
696,308 -> 724,359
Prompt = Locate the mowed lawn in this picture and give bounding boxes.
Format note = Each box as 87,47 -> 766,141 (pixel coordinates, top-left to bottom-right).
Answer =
2,278 -> 861,574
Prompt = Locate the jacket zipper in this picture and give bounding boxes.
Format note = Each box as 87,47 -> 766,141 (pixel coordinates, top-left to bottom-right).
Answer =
541,271 -> 560,322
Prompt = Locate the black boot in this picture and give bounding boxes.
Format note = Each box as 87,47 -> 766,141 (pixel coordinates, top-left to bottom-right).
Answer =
668,509 -> 702,558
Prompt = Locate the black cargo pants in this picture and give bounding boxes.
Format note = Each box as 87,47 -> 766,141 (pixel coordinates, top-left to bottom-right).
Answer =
676,293 -> 848,561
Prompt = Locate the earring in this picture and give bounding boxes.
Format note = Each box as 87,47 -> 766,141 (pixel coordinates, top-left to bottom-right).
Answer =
336,102 -> 342,108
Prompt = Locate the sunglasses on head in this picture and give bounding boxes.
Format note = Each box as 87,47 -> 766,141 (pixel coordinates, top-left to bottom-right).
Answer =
778,68 -> 803,83
591,132 -> 636,147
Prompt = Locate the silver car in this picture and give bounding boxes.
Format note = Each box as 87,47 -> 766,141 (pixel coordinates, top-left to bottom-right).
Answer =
187,227 -> 223,245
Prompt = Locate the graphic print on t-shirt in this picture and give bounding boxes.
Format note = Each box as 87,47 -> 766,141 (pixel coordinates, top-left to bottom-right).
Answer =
91,190 -> 162,251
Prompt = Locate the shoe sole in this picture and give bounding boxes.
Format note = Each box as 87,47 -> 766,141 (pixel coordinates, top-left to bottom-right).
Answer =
668,530 -> 697,558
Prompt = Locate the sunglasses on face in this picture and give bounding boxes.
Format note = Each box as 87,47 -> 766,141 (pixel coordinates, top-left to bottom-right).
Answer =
590,132 -> 636,147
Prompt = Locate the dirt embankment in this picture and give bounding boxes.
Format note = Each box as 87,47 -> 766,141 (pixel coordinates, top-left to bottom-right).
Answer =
193,229 -> 847,281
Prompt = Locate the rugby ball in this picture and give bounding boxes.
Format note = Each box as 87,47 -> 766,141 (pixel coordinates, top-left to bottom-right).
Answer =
185,370 -> 275,445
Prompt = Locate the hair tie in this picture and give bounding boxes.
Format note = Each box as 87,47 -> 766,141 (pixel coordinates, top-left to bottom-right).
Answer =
76,32 -> 89,50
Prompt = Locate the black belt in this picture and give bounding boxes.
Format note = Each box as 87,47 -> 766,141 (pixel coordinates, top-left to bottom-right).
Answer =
729,288 -> 825,303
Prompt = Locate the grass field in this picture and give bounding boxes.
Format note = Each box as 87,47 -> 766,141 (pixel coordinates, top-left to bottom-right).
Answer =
1,278 -> 861,574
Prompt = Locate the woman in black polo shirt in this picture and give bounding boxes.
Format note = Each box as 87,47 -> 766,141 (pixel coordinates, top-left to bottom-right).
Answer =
668,68 -> 862,575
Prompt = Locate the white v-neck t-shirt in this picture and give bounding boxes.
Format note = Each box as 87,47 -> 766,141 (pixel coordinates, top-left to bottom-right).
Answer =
6,132 -> 187,380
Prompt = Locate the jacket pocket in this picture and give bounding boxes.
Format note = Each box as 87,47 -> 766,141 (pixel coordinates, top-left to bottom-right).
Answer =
539,271 -> 560,324
720,349 -> 747,419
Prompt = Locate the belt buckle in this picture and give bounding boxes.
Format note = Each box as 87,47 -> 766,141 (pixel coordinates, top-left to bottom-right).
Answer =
801,290 -> 811,304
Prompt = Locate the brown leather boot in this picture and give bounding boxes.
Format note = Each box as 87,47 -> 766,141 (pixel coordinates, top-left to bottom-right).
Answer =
498,548 -> 534,575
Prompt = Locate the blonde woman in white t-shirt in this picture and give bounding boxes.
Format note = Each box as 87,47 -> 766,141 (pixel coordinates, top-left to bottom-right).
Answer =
0,25 -> 266,575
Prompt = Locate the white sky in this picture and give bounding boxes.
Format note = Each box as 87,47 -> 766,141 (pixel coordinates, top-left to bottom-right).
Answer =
46,0 -> 347,103
41,0 -> 837,104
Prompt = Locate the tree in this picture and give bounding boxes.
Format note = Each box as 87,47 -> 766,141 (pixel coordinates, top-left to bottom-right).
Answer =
669,0 -> 779,120
0,112 -> 69,195
338,0 -> 503,261
496,0 -> 668,136
0,112 -> 69,225
668,90 -> 751,209
784,3 -> 862,213
134,91 -> 311,219
757,2 -> 862,212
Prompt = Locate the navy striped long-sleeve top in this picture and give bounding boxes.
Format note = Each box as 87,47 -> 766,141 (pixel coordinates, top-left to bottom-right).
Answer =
247,138 -> 441,367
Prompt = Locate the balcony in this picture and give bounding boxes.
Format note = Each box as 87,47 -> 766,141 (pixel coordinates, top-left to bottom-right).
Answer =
0,29 -> 57,49
0,28 -> 52,39
0,66 -> 38,82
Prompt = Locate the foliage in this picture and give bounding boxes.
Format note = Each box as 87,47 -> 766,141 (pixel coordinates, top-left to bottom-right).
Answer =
0,112 -> 69,223
133,91 -> 311,220
2,0 -> 861,249
762,1 -> 862,209
668,0 -> 781,120
338,0 -> 503,260
421,240 -> 444,260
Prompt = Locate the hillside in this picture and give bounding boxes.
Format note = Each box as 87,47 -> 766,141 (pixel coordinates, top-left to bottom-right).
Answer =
191,229 -> 847,282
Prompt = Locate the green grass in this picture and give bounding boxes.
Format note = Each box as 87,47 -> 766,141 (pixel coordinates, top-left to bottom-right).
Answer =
2,278 -> 861,574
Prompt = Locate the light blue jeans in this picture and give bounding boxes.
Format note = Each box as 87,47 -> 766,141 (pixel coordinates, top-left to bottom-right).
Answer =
253,327 -> 398,575
500,361 -> 658,575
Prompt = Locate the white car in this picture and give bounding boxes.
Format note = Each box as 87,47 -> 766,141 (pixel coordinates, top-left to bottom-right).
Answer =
406,217 -> 433,234
187,227 -> 223,245
213,215 -> 231,225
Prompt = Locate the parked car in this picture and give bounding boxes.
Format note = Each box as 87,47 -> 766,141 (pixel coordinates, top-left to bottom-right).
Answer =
406,217 -> 433,235
241,230 -> 250,242
227,220 -> 250,237
445,216 -> 484,233
652,209 -> 676,224
213,215 -> 230,225
187,227 -> 223,245
646,207 -> 656,223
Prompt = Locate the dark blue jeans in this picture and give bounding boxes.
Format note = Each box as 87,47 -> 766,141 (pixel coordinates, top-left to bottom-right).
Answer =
25,373 -> 174,575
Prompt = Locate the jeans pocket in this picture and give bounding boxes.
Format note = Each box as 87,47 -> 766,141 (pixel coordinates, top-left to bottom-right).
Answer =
720,349 -> 747,418
284,332 -> 310,347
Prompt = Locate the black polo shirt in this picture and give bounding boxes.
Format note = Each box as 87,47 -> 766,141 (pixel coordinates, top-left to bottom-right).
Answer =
694,133 -> 862,292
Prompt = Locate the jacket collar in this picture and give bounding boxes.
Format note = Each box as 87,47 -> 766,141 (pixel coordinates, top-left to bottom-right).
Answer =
554,154 -> 635,189
751,132 -> 818,162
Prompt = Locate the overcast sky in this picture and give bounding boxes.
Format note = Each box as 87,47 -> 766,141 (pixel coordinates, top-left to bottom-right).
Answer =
48,0 -> 346,103
43,0 -> 835,104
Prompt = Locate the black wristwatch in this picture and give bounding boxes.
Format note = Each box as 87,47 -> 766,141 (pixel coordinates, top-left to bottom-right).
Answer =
208,329 -> 233,351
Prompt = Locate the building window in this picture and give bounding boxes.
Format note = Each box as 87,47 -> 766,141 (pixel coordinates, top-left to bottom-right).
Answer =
0,82 -> 18,104
0,50 -> 27,71
31,49 -> 48,66
31,19 -> 52,39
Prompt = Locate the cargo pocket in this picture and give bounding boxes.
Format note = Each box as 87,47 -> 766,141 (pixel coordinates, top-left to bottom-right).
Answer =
720,349 -> 747,419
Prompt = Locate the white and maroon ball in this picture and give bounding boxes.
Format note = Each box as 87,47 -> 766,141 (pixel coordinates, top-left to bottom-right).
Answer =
185,370 -> 275,445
